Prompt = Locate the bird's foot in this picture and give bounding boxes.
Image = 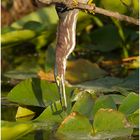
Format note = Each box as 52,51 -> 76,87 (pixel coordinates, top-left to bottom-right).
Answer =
85,0 -> 95,14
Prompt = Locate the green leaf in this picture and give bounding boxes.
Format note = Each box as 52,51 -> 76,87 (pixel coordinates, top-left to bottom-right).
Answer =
11,6 -> 58,29
4,71 -> 37,79
56,112 -> 92,139
128,109 -> 139,127
118,93 -> 139,115
93,96 -> 117,116
35,101 -> 66,123
71,92 -> 94,119
1,29 -> 37,46
1,26 -> 16,34
16,106 -> 35,121
1,6 -> 58,48
75,75 -> 138,94
75,76 -> 123,92
93,109 -> 133,139
90,25 -> 121,52
23,21 -> 47,33
119,69 -> 139,92
7,78 -> 73,107
1,121 -> 35,140
66,59 -> 107,84
95,0 -> 130,13
109,94 -> 125,104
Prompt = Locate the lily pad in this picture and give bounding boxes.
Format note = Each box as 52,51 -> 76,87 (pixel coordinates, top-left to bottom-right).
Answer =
109,94 -> 125,104
75,74 -> 138,94
35,101 -> 66,123
93,96 -> 117,116
128,109 -> 139,127
1,120 -> 35,140
66,59 -> 107,84
118,93 -> 139,115
7,78 -> 73,107
16,106 -> 35,121
71,92 -> 94,119
119,69 -> 139,92
75,76 -> 124,93
4,71 -> 37,79
93,109 -> 133,139
56,112 -> 92,138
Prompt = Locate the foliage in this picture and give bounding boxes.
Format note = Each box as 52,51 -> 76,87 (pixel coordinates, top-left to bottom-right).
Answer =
1,0 -> 139,140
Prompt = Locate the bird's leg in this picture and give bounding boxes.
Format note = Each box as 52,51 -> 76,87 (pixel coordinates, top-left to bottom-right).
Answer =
54,55 -> 67,109
55,74 -> 67,109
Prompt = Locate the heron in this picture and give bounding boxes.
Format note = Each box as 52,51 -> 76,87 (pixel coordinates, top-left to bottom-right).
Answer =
55,0 -> 93,109
33,0 -> 93,109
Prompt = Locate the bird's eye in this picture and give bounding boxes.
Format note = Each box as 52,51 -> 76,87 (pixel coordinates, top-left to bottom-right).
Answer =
55,3 -> 68,13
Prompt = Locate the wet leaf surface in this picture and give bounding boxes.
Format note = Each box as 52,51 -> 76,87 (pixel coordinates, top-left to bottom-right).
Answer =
92,96 -> 117,116
71,92 -> 94,119
56,112 -> 92,138
93,109 -> 133,139
66,59 -> 107,84
118,93 -> 139,115
16,106 -> 35,121
1,120 -> 35,140
1,1 -> 139,140
74,73 -> 138,94
7,78 -> 73,107
128,109 -> 139,127
35,101 -> 66,123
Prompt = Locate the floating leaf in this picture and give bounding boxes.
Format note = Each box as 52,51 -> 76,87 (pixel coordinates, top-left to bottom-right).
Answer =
66,59 -> 107,84
93,96 -> 117,116
128,109 -> 139,127
4,71 -> 37,79
119,69 -> 139,92
7,78 -> 73,107
75,76 -> 123,93
35,101 -> 66,123
93,109 -> 133,139
75,75 -> 138,94
39,59 -> 107,84
109,94 -> 125,104
16,106 -> 35,121
56,112 -> 92,138
1,121 -> 35,140
118,93 -> 139,115
71,92 -> 94,119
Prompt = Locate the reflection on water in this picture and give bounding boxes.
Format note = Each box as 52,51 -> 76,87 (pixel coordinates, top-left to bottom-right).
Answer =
1,95 -> 18,121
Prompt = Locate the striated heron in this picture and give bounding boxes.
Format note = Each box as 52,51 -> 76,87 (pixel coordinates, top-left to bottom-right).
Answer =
33,0 -> 93,109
